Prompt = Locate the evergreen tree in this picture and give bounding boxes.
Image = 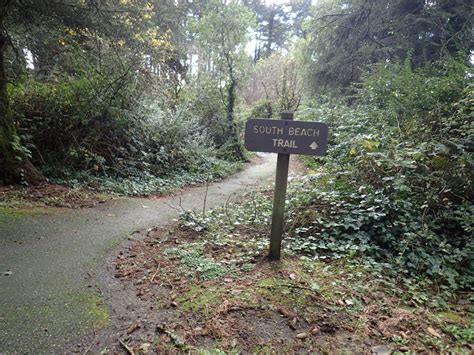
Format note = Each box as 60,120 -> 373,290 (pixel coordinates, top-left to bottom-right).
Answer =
299,0 -> 473,94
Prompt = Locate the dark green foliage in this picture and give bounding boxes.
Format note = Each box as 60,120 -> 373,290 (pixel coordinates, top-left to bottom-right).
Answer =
182,74 -> 228,146
250,99 -> 273,119
191,0 -> 255,162
8,74 -> 240,195
2,0 -> 251,184
0,1 -> 44,184
300,0 -> 473,94
1,0 -> 255,186
291,56 -> 473,292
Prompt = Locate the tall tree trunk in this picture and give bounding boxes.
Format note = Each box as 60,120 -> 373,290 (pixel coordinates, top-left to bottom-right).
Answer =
225,71 -> 245,161
265,7 -> 275,58
0,1 -> 44,184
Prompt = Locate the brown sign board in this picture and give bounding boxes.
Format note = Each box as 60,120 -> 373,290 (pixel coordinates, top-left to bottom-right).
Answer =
244,118 -> 329,156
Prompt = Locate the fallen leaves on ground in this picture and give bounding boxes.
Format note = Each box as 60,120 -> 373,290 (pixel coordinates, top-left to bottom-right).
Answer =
0,183 -> 110,209
108,225 -> 473,353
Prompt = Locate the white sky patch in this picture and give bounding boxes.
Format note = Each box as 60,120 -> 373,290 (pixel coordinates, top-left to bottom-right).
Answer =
264,0 -> 291,4
264,0 -> 319,5
23,49 -> 34,69
245,28 -> 257,57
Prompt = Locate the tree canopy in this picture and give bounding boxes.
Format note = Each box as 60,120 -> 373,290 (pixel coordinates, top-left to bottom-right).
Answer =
298,0 -> 472,94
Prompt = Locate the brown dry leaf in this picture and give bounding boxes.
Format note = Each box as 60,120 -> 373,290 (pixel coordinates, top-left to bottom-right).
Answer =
126,321 -> 141,334
311,326 -> 320,335
288,317 -> 298,330
296,332 -> 308,339
204,318 -> 231,338
277,306 -> 296,318
363,304 -> 380,315
362,296 -> 371,304
427,326 -> 442,338
216,299 -> 232,315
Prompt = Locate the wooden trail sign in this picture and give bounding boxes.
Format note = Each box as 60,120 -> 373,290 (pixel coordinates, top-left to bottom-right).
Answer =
244,118 -> 328,156
244,112 -> 329,260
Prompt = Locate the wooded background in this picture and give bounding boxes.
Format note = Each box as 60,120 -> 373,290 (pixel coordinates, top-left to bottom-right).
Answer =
0,0 -> 472,290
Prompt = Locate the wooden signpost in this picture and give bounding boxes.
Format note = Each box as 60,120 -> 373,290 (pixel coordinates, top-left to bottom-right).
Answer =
244,111 -> 329,260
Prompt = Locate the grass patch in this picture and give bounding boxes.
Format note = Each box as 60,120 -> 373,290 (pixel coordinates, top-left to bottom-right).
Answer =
164,244 -> 228,281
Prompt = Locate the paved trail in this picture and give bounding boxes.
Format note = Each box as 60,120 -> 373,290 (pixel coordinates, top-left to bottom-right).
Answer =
0,154 -> 278,354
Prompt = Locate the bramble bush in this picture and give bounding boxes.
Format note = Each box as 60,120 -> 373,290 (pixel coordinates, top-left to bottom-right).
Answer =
289,56 -> 473,293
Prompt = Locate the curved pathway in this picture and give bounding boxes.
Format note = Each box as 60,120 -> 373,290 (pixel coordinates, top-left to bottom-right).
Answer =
0,154 -> 278,354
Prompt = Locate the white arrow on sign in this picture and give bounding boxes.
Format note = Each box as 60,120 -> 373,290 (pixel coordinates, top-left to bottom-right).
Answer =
309,142 -> 318,150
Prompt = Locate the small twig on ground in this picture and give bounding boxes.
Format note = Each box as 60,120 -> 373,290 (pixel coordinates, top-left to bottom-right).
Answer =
150,264 -> 160,282
82,343 -> 93,355
224,192 -> 235,223
163,201 -> 183,212
118,337 -> 135,355
163,196 -> 187,213
202,180 -> 209,218
163,278 -> 174,291
258,283 -> 316,292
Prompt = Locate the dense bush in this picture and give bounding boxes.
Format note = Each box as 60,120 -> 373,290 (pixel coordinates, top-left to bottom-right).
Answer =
180,73 -> 229,147
8,73 -> 240,194
289,57 -> 473,292
249,99 -> 273,118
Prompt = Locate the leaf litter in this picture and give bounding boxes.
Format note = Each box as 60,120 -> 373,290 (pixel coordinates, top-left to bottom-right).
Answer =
104,218 -> 472,353
0,183 -> 110,209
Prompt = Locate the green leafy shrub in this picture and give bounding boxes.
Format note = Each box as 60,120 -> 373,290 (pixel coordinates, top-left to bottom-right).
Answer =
9,73 -> 241,195
249,99 -> 273,118
180,74 -> 228,147
290,56 -> 473,291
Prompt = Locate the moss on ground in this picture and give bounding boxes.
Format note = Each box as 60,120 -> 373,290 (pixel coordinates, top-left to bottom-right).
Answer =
0,206 -> 49,225
3,289 -> 109,328
1,288 -> 110,354
176,284 -> 227,317
68,291 -> 111,328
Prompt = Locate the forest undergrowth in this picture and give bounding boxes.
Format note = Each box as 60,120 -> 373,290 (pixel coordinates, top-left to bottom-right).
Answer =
109,57 -> 473,353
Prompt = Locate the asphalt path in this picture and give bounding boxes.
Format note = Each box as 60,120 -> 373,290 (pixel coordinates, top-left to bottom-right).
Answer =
0,153 -> 278,354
